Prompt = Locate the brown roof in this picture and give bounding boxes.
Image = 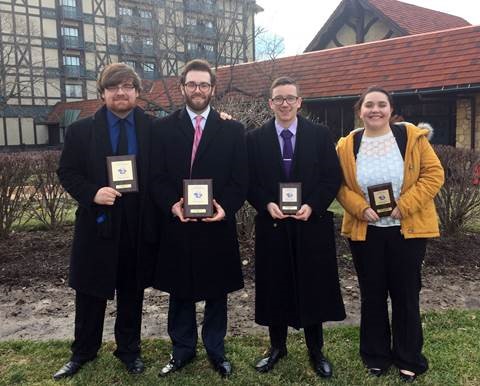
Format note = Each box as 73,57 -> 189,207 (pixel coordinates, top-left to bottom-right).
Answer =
305,0 -> 470,52
48,25 -> 480,123
368,0 -> 470,34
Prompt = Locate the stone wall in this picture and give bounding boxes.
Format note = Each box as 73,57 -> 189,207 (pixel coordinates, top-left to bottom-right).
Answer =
456,94 -> 480,149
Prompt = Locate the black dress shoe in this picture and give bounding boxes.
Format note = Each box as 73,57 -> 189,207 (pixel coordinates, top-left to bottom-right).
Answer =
399,369 -> 417,383
368,367 -> 388,377
53,361 -> 82,380
310,352 -> 333,378
159,355 -> 194,377
255,348 -> 287,373
124,357 -> 145,374
211,359 -> 232,378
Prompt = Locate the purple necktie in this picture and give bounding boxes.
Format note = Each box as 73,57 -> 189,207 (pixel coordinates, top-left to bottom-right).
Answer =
280,129 -> 293,178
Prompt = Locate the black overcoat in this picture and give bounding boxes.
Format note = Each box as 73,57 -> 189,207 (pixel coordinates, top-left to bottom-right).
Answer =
151,108 -> 247,300
57,106 -> 159,299
247,116 -> 346,328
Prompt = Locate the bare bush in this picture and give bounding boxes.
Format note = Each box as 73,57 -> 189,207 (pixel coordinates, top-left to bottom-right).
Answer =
433,145 -> 480,235
28,151 -> 74,229
0,153 -> 37,238
213,95 -> 272,130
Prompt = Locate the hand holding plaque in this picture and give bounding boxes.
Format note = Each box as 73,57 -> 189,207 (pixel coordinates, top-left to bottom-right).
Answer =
367,182 -> 396,217
183,179 -> 213,218
279,182 -> 302,215
107,155 -> 138,193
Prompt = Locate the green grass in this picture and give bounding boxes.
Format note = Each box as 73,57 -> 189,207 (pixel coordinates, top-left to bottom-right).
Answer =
1,310 -> 479,385
328,199 -> 343,216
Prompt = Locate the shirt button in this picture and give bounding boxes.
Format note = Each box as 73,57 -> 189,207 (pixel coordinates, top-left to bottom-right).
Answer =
273,223 -> 277,228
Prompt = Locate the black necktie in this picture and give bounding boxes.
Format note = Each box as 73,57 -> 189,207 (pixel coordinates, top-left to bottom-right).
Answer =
117,119 -> 128,155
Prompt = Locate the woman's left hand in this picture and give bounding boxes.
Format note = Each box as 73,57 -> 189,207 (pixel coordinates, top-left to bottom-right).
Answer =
391,206 -> 402,220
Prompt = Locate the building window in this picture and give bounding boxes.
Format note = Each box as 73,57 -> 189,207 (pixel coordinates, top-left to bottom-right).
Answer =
139,10 -> 152,18
65,84 -> 82,98
143,62 -> 155,72
120,34 -> 134,44
63,55 -> 80,66
119,7 -> 133,16
200,19 -> 214,28
143,37 -> 153,47
204,44 -> 214,52
187,42 -> 198,51
61,0 -> 76,6
186,17 -> 197,26
123,60 -> 136,69
61,26 -> 79,37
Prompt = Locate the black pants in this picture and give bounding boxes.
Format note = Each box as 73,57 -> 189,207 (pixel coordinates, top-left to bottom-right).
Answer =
349,226 -> 428,375
269,323 -> 324,356
70,218 -> 143,364
168,295 -> 227,363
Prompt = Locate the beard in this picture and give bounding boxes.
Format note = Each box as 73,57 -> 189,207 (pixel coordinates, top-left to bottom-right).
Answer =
185,92 -> 212,113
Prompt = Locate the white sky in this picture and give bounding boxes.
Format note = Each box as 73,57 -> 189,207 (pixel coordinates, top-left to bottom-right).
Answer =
256,0 -> 480,56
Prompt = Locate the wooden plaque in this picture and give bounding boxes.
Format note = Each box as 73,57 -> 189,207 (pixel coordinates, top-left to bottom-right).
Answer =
279,182 -> 302,215
106,154 -> 138,193
183,179 -> 213,218
367,182 -> 396,217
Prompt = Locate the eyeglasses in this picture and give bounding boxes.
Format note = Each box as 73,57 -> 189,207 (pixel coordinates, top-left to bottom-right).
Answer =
184,82 -> 212,92
271,95 -> 299,105
105,84 -> 136,92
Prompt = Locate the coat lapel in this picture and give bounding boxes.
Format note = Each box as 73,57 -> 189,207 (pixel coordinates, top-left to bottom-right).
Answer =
194,109 -> 220,165
263,118 -> 284,181
134,107 -> 151,190
93,106 -> 114,186
290,115 -> 307,180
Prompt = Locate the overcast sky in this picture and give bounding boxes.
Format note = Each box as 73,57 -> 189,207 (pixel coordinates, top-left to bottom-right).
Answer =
255,0 -> 480,57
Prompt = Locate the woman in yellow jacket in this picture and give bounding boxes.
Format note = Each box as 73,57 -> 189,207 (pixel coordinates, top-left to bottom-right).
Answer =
336,86 -> 444,382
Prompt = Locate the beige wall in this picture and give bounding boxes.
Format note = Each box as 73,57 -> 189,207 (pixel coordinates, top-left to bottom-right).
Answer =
36,124 -> 49,145
20,118 -> 35,145
5,118 -> 20,146
0,120 -> 5,146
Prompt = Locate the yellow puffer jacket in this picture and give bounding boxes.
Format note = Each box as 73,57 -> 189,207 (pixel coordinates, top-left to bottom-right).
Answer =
336,123 -> 444,241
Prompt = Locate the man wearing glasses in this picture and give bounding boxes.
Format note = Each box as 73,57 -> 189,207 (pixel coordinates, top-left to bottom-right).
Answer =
54,63 -> 159,379
150,59 -> 247,378
247,77 -> 345,378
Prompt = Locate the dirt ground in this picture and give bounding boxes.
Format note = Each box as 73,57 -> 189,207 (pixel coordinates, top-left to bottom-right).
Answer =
1,222 -> 479,341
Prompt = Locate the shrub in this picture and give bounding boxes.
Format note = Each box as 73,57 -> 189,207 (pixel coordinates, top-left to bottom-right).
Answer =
433,145 -> 480,235
28,151 -> 74,229
0,152 -> 37,238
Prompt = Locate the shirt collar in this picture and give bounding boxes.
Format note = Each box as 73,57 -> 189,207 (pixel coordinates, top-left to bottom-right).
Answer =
275,116 -> 298,137
106,109 -> 135,128
186,105 -> 210,123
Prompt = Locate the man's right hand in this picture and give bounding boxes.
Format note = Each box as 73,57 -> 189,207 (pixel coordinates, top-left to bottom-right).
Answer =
171,198 -> 196,222
93,187 -> 121,205
267,202 -> 288,220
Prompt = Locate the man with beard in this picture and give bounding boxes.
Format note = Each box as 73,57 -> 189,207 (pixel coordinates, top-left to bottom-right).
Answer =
151,59 -> 247,378
247,77 -> 345,378
54,63 -> 159,379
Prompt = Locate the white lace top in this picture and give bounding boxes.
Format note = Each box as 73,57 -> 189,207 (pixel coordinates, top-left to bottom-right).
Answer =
356,130 -> 404,227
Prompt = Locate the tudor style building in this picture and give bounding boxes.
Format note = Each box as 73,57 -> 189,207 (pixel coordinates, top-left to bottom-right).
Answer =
0,0 -> 261,148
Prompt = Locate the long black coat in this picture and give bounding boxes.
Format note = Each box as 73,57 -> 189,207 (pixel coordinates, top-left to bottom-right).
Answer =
57,106 -> 159,299
151,108 -> 247,300
247,116 -> 346,328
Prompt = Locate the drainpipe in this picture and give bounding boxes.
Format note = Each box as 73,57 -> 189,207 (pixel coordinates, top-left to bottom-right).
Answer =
471,97 -> 476,150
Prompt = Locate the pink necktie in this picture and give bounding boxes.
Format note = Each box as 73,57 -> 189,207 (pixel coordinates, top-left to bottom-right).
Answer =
190,115 -> 203,169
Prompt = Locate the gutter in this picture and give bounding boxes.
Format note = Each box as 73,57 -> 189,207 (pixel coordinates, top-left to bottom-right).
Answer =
303,83 -> 480,103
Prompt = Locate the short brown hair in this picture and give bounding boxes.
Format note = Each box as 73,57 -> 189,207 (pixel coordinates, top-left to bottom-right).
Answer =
97,63 -> 142,94
354,86 -> 394,112
180,59 -> 216,86
270,76 -> 300,97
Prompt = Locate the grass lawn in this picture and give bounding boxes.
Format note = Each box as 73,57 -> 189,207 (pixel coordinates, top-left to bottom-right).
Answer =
0,310 -> 479,385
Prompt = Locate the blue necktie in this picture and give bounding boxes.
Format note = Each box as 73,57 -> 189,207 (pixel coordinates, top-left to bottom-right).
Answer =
280,129 -> 293,178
